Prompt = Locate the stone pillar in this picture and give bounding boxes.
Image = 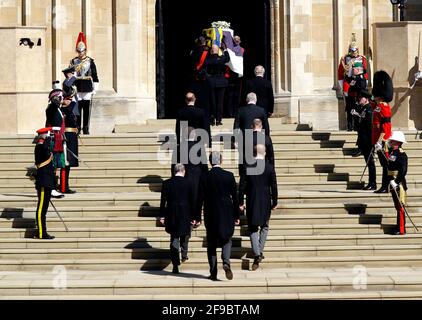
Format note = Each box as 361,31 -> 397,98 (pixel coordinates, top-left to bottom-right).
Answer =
0,27 -> 48,134
373,22 -> 422,130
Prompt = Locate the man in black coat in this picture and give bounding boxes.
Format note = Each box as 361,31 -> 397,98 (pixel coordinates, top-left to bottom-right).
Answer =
234,92 -> 270,176
175,92 -> 211,148
198,152 -> 240,281
33,128 -> 56,240
245,65 -> 275,117
159,164 -> 197,274
239,144 -> 278,271
252,119 -> 275,166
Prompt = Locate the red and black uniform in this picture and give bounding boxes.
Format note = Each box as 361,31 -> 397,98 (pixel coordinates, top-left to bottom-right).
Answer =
372,101 -> 392,189
338,54 -> 368,130
386,147 -> 408,234
34,135 -> 55,239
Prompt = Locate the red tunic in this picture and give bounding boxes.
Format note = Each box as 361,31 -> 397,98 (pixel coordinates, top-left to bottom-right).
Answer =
372,102 -> 392,145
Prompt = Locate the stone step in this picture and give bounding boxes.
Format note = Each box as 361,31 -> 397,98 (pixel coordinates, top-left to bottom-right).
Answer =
2,234 -> 422,250
4,290 -> 422,299
0,182 -> 369,193
0,222 -> 416,239
2,243 -> 422,261
2,201 -> 421,219
2,211 -> 420,230
2,255 -> 422,272
1,190 -> 422,207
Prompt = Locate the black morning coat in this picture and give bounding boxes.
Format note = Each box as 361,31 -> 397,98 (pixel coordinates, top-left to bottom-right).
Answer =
34,138 -> 55,190
160,176 -> 195,237
234,104 -> 271,136
239,159 -> 278,227
387,148 -> 408,191
175,105 -> 211,147
245,76 -> 275,114
252,131 -> 275,166
199,166 -> 240,241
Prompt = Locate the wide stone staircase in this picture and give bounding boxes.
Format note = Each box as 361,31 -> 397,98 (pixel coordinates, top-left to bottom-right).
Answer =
1,118 -> 422,299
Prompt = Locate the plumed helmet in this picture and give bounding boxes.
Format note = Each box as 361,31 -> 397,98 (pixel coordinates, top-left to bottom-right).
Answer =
348,33 -> 359,53
389,131 -> 407,144
372,70 -> 394,102
75,32 -> 87,53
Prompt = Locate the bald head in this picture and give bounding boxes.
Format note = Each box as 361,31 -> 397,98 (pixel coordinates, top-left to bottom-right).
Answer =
254,65 -> 265,77
254,144 -> 266,159
185,92 -> 196,106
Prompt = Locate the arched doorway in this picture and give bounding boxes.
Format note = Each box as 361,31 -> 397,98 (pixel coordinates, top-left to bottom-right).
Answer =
156,0 -> 271,118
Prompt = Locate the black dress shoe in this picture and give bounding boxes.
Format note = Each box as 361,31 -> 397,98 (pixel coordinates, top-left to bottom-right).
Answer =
216,121 -> 223,126
393,231 -> 406,236
362,184 -> 377,191
374,187 -> 388,193
351,150 -> 362,157
172,266 -> 179,274
223,264 -> 233,280
252,257 -> 260,271
181,256 -> 189,263
260,254 -> 265,261
64,189 -> 77,194
208,275 -> 217,281
34,234 -> 55,240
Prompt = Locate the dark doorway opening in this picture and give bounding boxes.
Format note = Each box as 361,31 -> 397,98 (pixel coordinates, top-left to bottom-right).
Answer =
156,0 -> 271,119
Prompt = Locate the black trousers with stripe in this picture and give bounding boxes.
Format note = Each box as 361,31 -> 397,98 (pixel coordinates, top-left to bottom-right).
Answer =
36,187 -> 52,238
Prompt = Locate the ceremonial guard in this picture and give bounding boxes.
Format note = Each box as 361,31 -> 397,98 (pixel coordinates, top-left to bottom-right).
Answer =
33,127 -> 56,240
372,70 -> 393,193
354,90 -> 376,190
338,33 -> 368,131
385,131 -> 408,235
45,89 -> 65,198
69,32 -> 99,134
59,77 -> 79,194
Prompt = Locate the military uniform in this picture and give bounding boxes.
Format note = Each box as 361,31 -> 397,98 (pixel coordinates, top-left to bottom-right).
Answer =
69,32 -> 99,134
355,95 -> 376,189
338,34 -> 368,131
60,97 -> 79,194
45,90 -> 66,171
371,70 -> 394,193
386,146 -> 408,235
34,128 -> 56,240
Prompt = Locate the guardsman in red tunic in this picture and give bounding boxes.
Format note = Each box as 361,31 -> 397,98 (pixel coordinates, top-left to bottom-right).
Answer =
338,33 -> 368,131
386,131 -> 408,235
372,70 -> 394,193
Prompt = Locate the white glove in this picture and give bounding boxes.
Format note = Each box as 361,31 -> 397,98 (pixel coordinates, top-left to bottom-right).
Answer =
389,180 -> 398,189
374,142 -> 382,152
